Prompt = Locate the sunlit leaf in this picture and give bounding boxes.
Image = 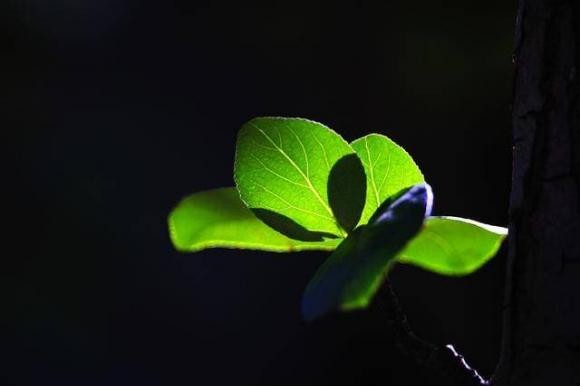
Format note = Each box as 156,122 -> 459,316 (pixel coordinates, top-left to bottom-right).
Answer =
302,183 -> 433,320
168,188 -> 341,253
234,117 -> 366,239
398,216 -> 507,275
351,134 -> 424,226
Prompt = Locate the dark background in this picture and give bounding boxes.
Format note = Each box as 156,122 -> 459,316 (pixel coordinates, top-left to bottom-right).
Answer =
3,1 -> 515,385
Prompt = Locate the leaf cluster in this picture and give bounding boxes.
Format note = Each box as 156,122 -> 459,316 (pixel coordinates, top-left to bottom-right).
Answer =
169,117 -> 507,320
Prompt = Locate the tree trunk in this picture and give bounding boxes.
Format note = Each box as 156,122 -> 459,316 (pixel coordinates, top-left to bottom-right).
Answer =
494,0 -> 580,384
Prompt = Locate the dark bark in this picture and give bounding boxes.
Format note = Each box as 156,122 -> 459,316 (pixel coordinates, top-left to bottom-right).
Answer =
493,0 -> 580,385
380,1 -> 580,385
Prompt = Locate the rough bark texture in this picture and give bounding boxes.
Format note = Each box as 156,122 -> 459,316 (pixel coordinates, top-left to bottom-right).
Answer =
380,1 -> 580,384
494,0 -> 580,384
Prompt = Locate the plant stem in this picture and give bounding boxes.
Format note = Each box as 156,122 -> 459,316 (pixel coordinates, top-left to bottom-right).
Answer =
377,280 -> 490,385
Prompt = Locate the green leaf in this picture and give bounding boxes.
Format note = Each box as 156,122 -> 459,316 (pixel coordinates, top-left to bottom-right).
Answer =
234,117 -> 366,238
397,216 -> 507,275
351,134 -> 424,226
302,183 -> 432,320
168,188 -> 341,253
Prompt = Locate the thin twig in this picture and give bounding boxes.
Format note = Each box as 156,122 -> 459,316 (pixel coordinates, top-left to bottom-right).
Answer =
376,279 -> 490,385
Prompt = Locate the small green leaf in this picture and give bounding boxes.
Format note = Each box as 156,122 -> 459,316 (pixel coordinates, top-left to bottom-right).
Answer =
234,117 -> 365,238
302,183 -> 432,320
398,216 -> 507,275
168,188 -> 341,253
351,134 -> 424,226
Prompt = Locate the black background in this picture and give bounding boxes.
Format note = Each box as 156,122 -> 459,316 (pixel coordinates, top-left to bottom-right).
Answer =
3,1 -> 515,385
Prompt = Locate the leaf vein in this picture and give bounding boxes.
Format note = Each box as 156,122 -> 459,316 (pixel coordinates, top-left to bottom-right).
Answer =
286,123 -> 310,178
253,181 -> 335,222
250,123 -> 336,222
249,153 -> 309,188
365,137 -> 381,208
377,150 -> 392,194
313,133 -> 330,172
250,139 -> 278,152
423,229 -> 457,257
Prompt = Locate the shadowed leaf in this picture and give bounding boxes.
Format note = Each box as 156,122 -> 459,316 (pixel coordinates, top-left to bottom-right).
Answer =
168,188 -> 341,252
234,117 -> 364,238
398,216 -> 507,275
252,209 -> 338,242
302,183 -> 433,320
327,154 -> 367,232
351,134 -> 424,226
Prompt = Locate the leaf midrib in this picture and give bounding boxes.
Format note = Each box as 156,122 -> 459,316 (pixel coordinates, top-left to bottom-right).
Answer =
364,137 -> 381,208
251,122 -> 346,236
